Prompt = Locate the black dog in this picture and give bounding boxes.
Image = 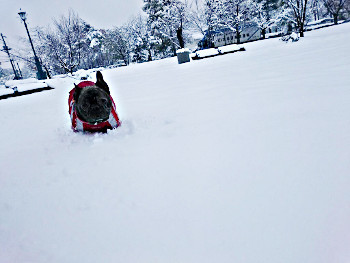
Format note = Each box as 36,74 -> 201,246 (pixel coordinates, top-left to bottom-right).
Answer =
74,71 -> 112,123
69,71 -> 121,132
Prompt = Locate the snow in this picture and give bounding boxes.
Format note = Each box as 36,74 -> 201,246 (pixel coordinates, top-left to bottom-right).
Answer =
3,78 -> 49,93
71,69 -> 97,81
305,18 -> 342,31
265,31 -> 283,38
194,44 -> 245,59
176,48 -> 191,54
5,78 -> 41,87
281,32 -> 300,42
218,44 -> 244,53
1,23 -> 350,263
0,87 -> 14,96
194,47 -> 219,58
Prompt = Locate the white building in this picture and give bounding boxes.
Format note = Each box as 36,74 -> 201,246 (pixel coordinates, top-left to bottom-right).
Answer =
199,24 -> 281,49
212,25 -> 261,47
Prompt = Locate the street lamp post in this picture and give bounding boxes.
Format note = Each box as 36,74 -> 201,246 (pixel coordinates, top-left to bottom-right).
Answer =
18,10 -> 47,80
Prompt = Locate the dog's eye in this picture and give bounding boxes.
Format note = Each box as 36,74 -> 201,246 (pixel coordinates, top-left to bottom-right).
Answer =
101,98 -> 108,105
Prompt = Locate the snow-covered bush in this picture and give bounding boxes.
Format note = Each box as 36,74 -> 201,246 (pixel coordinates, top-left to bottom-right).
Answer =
280,32 -> 300,42
0,68 -> 14,85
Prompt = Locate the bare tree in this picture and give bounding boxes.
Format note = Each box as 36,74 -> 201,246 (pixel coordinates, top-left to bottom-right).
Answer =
104,27 -> 132,66
219,0 -> 253,44
187,0 -> 208,37
284,0 -> 310,37
40,10 -> 86,74
203,0 -> 222,47
172,0 -> 188,48
310,0 -> 322,20
345,0 -> 350,14
323,0 -> 348,24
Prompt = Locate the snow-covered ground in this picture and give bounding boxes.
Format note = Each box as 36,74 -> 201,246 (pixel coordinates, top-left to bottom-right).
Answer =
1,23 -> 350,263
3,78 -> 49,94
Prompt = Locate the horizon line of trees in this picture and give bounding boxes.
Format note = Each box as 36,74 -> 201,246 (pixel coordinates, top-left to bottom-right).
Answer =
4,0 -> 350,78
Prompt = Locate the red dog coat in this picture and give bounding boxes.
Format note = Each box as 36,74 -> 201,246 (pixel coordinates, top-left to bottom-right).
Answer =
68,81 -> 121,132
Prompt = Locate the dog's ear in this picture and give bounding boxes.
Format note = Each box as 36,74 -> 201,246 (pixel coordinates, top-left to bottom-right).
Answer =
74,84 -> 83,102
95,71 -> 110,95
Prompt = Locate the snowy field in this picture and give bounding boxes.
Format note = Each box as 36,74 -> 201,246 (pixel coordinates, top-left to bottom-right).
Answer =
1,23 -> 350,263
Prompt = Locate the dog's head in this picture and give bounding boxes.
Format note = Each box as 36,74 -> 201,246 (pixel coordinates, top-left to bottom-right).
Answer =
74,71 -> 112,124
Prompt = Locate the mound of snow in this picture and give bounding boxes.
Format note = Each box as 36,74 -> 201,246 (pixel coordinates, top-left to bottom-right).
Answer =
218,44 -> 245,54
194,48 -> 219,58
4,78 -> 49,93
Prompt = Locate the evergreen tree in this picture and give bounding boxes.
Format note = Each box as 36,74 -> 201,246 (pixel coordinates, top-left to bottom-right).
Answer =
251,0 -> 283,38
143,0 -> 189,56
127,15 -> 157,62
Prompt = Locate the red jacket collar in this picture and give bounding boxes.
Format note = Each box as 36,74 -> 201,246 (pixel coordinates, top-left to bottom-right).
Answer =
76,81 -> 95,88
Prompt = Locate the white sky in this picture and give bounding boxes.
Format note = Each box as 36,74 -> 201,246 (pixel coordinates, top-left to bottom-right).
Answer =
0,0 -> 144,68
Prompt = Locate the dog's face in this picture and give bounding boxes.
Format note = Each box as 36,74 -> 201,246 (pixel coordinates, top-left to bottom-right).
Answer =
74,71 -> 112,124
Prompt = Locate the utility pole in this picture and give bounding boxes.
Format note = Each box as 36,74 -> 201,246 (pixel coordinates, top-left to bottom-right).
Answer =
1,33 -> 22,80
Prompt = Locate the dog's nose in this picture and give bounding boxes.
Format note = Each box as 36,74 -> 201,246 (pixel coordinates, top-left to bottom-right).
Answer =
92,104 -> 99,110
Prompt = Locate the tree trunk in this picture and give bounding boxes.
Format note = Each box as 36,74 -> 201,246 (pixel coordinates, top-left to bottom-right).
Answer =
261,28 -> 266,39
333,14 -> 339,25
236,25 -> 240,44
300,24 -> 304,37
235,5 -> 240,44
148,49 -> 152,61
44,65 -> 51,79
176,27 -> 185,49
169,30 -> 176,56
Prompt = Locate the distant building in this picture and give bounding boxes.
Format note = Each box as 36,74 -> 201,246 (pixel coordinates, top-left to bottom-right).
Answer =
198,23 -> 283,49
199,24 -> 261,49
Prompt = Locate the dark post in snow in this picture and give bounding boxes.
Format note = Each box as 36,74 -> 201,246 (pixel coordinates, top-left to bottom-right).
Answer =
1,33 -> 22,80
18,9 -> 47,80
177,27 -> 185,49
